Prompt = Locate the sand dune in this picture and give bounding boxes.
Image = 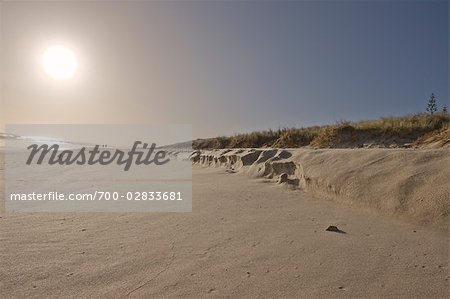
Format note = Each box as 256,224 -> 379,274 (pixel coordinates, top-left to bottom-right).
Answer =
192,148 -> 450,229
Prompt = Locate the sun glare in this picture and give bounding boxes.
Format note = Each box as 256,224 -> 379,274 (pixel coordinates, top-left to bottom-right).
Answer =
42,45 -> 78,80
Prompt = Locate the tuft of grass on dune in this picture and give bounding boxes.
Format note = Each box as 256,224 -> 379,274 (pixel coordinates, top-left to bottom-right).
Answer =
193,113 -> 450,149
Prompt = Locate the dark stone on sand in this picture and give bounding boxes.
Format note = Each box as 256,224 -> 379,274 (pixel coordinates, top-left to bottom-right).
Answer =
325,225 -> 346,234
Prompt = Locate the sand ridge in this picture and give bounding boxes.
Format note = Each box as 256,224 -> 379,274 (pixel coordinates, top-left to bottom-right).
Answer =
192,148 -> 450,229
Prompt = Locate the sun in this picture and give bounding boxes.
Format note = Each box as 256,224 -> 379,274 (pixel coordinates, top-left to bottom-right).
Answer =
42,45 -> 78,80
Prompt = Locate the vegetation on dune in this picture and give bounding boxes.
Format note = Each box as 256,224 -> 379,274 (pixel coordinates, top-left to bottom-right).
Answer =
193,113 -> 450,149
426,93 -> 438,115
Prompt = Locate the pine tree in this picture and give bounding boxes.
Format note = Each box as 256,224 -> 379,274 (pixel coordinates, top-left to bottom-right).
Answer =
426,93 -> 437,115
443,105 -> 448,113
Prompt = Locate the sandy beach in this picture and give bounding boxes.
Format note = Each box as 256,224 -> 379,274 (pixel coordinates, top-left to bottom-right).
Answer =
1,159 -> 448,298
2,1 -> 449,298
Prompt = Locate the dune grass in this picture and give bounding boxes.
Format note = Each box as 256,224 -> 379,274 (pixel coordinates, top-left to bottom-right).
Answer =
193,113 -> 450,149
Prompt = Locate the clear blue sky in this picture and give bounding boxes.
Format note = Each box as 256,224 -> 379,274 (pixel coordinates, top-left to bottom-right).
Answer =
2,0 -> 449,137
174,0 -> 449,133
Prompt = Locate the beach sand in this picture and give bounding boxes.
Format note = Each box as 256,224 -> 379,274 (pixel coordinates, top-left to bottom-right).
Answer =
0,160 -> 448,298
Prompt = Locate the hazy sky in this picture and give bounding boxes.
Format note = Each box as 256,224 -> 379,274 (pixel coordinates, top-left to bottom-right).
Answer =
1,0 -> 448,138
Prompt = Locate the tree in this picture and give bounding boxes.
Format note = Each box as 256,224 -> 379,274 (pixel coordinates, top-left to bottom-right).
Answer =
426,93 -> 437,115
443,105 -> 448,113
